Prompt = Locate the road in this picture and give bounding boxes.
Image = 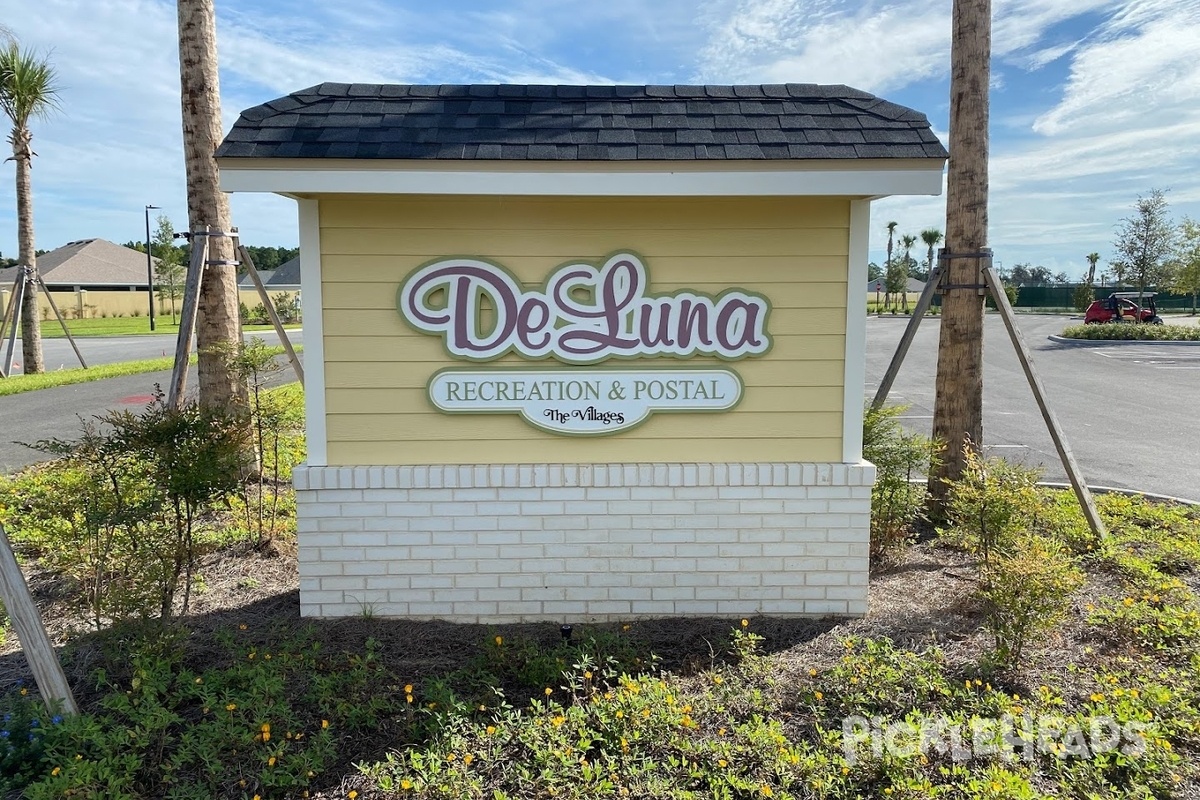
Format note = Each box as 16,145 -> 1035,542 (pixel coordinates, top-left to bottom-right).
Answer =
866,314 -> 1200,502
0,330 -> 304,473
2,318 -> 1197,501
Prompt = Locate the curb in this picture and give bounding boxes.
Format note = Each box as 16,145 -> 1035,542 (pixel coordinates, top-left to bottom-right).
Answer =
1047,335 -> 1200,346
1036,482 -> 1200,507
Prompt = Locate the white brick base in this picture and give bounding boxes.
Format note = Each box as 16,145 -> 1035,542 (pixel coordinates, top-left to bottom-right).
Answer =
293,462 -> 875,622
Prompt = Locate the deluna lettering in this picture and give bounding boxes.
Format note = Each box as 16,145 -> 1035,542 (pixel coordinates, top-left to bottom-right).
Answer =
399,253 -> 771,364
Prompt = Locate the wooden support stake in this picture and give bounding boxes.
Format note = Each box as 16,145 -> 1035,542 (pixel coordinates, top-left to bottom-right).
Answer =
983,265 -> 1107,542
0,274 -> 19,379
0,523 -> 78,715
871,266 -> 941,409
2,271 -> 27,379
168,230 -> 209,409
235,240 -> 304,387
37,276 -> 87,369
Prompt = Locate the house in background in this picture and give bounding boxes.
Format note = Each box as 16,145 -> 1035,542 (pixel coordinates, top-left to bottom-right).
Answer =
0,238 -> 160,319
238,255 -> 301,291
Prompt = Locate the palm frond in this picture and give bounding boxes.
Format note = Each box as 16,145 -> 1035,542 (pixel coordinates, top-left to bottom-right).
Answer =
0,44 -> 61,127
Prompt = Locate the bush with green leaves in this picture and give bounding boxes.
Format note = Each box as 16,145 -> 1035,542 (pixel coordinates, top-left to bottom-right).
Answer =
979,534 -> 1084,667
1061,323 -> 1200,340
942,450 -> 1085,667
24,629 -> 401,800
1,394 -> 252,625
1073,285 -> 1095,312
862,404 -> 940,564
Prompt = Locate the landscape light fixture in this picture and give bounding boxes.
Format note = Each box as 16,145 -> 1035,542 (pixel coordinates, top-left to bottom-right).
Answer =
144,204 -> 160,331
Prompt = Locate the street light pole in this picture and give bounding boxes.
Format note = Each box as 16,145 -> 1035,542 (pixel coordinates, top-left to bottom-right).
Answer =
144,204 -> 159,331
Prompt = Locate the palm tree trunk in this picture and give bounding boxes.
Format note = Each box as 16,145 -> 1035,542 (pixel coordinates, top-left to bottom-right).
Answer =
13,126 -> 43,374
929,0 -> 990,512
178,0 -> 243,409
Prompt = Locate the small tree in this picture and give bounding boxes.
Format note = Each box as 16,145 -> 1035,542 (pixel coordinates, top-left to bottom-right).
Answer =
1084,251 -> 1100,286
1172,217 -> 1200,315
152,214 -> 185,322
1111,189 -> 1178,306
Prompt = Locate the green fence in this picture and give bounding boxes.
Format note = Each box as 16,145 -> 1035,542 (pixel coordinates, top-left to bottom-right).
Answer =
1012,286 -> 1194,311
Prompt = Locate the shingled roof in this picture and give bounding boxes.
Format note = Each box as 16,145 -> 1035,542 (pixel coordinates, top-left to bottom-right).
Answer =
0,239 -> 158,288
216,83 -> 947,162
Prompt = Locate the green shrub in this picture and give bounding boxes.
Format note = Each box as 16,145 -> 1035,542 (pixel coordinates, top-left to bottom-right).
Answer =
6,396 -> 252,625
862,404 -> 940,564
1072,285 -> 1095,312
0,685 -> 65,795
942,448 -> 1042,567
1060,323 -> 1200,340
26,630 -> 400,800
979,535 -> 1083,668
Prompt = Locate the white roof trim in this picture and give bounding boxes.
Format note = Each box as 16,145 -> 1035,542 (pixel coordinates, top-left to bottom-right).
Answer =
219,165 -> 945,197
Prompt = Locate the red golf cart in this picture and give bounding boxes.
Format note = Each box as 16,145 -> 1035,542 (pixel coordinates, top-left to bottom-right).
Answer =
1084,292 -> 1163,324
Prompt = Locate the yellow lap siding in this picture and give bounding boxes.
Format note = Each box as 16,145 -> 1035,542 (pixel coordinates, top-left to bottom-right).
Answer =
318,195 -> 852,231
317,195 -> 851,465
325,438 -> 844,466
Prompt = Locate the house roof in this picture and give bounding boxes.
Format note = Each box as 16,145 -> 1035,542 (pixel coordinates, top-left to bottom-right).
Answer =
268,257 -> 300,286
0,239 -> 159,287
215,83 -> 948,162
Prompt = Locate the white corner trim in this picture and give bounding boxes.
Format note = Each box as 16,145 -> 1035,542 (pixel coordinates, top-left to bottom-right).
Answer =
220,166 -> 945,198
297,199 -> 327,467
843,199 -> 871,463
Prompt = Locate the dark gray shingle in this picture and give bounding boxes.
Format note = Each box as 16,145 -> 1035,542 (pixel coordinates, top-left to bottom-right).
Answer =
217,84 -> 947,162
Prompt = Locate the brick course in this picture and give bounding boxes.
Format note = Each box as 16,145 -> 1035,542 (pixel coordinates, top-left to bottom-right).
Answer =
294,462 -> 874,621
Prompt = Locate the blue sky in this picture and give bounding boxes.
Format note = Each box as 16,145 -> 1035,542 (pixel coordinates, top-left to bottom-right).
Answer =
3,0 -> 1199,279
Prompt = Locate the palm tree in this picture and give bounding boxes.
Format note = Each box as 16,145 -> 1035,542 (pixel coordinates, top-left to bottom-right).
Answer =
899,234 -> 918,312
1085,252 -> 1100,287
178,0 -> 243,408
929,0 -> 990,513
884,221 -> 898,310
0,44 -> 60,375
921,227 -> 944,283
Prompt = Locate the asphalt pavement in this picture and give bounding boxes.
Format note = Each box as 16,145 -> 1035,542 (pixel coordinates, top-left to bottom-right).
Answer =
866,313 -> 1200,502
0,329 -> 304,473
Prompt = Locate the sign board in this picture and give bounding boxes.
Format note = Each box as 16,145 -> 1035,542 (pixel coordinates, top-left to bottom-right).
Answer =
398,253 -> 770,435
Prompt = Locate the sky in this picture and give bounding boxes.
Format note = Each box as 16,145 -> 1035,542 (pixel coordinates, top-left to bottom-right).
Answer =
2,0 -> 1199,279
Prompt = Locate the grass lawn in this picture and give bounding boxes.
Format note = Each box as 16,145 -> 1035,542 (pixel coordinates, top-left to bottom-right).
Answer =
0,345 -> 300,397
37,317 -> 300,337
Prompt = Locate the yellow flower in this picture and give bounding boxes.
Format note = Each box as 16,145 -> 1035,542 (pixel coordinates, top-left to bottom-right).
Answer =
544,687 -> 553,696
842,766 -> 849,775
446,753 -> 456,762
248,652 -> 256,660
616,710 -> 624,719
74,754 -> 82,760
621,737 -> 629,751
584,671 -> 593,680
718,759 -> 727,767
194,677 -> 203,684
741,619 -> 749,628
760,785 -> 773,797
884,789 -> 893,796
622,624 -> 631,631
321,719 -> 329,729
809,668 -> 817,677
253,795 -> 260,800
239,624 -> 247,630
713,675 -> 723,684
404,684 -> 413,694
464,753 -> 474,765
268,756 -> 276,767
990,781 -> 1002,791
552,715 -> 566,727
401,779 -> 413,790
262,732 -> 270,742
1090,693 -> 1105,702
19,689 -> 26,696
406,694 -> 413,704
226,703 -> 237,712
1124,597 -> 1135,606
641,708 -> 651,718
51,767 -> 61,776
486,725 -> 497,735
349,792 -> 358,800
495,636 -> 503,646
261,723 -> 271,733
